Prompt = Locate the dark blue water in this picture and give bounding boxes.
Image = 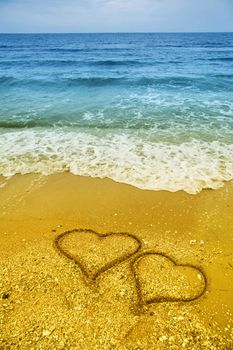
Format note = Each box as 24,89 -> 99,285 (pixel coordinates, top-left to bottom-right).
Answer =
0,33 -> 233,193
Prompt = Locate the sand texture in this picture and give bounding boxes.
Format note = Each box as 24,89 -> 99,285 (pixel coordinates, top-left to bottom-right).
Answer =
0,174 -> 233,349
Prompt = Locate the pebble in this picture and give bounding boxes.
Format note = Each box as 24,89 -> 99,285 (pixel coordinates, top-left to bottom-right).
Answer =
42,329 -> 52,337
159,335 -> 167,342
190,240 -> 197,245
1,292 -> 10,299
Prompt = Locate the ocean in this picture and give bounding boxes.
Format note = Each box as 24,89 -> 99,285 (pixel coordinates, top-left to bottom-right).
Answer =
0,32 -> 233,194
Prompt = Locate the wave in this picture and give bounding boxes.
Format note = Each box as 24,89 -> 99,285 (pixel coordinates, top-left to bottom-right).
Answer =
0,129 -> 232,194
0,59 -> 184,69
0,45 -> 14,49
0,75 -> 126,88
63,76 -> 125,87
0,119 -> 52,129
91,59 -> 143,66
62,75 -> 233,89
1,72 -> 233,90
1,108 -> 232,133
207,57 -> 233,62
209,73 -> 233,79
0,75 -> 15,84
46,47 -> 133,52
0,116 -> 169,130
36,59 -> 82,67
138,76 -> 194,86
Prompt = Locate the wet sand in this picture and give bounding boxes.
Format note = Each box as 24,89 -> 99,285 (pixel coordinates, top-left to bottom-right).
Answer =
0,173 -> 233,349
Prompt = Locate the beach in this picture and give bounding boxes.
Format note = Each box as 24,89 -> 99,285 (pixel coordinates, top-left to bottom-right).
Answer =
0,174 -> 233,349
0,32 -> 233,349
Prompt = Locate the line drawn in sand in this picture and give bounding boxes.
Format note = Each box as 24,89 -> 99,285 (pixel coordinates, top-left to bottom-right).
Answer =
54,228 -> 142,281
54,228 -> 208,312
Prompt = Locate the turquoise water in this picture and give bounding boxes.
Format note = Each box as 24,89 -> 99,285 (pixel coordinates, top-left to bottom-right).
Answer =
0,33 -> 233,193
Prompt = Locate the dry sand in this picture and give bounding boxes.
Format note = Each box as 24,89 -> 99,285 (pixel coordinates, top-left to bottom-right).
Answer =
0,173 -> 233,349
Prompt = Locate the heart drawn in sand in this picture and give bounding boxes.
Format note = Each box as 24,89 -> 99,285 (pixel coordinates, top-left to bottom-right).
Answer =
132,252 -> 207,307
55,229 -> 141,281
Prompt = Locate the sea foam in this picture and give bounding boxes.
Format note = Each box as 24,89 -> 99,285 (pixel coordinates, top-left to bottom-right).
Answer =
0,129 -> 232,194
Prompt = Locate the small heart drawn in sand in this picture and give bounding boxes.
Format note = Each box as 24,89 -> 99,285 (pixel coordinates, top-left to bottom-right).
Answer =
132,252 -> 207,307
55,229 -> 141,281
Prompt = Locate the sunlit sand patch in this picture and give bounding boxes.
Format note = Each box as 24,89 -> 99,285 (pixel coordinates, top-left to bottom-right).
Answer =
0,174 -> 233,349
0,237 -> 230,350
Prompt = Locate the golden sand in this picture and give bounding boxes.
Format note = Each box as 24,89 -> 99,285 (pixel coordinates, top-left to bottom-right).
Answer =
0,174 -> 233,349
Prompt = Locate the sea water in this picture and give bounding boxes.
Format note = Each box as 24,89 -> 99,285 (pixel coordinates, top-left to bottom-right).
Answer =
0,33 -> 233,193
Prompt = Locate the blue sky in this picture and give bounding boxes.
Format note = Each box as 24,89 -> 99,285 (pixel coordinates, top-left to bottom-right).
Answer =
0,0 -> 232,33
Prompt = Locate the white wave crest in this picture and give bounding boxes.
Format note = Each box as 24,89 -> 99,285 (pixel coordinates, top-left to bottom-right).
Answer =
0,129 -> 233,194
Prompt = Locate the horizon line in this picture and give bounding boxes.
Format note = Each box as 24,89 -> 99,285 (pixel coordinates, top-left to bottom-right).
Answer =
0,31 -> 233,35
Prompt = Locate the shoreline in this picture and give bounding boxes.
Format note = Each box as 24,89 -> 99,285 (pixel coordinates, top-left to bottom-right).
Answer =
0,173 -> 233,349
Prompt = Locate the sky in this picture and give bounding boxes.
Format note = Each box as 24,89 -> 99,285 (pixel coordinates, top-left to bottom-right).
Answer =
0,0 -> 233,33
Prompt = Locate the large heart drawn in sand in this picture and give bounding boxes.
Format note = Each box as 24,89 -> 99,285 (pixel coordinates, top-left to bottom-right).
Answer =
132,252 -> 207,307
55,229 -> 141,281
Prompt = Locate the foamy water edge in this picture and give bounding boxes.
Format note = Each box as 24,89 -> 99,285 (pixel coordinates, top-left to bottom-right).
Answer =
0,129 -> 232,194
